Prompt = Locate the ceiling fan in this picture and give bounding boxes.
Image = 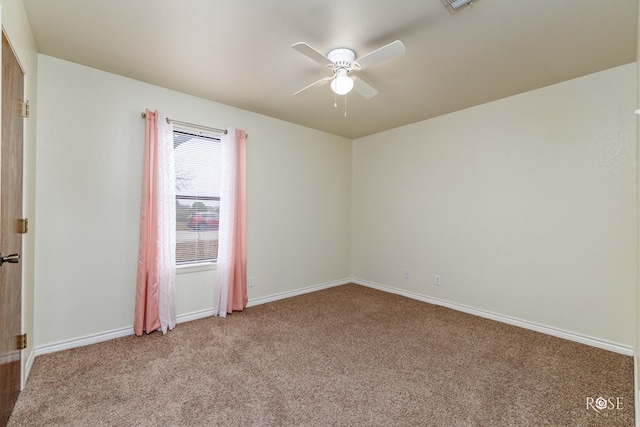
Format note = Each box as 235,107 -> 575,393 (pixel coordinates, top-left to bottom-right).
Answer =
291,40 -> 406,99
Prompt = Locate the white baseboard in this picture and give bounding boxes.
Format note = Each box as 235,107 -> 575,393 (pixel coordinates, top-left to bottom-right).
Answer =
32,277 -> 631,359
33,278 -> 351,357
352,278 -> 634,356
22,348 -> 36,390
246,278 -> 350,307
34,308 -> 218,357
176,308 -> 216,323
34,326 -> 134,357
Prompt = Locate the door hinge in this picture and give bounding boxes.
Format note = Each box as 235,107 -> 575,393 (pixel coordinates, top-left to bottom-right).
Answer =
18,100 -> 30,118
18,218 -> 28,234
17,333 -> 27,350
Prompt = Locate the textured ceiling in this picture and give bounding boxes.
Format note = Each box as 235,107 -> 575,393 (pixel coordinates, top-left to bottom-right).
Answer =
21,0 -> 639,139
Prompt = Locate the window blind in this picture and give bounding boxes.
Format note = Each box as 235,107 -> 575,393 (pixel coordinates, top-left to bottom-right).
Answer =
174,128 -> 222,264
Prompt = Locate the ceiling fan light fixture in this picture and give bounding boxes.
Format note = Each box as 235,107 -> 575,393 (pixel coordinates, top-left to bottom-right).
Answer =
442,0 -> 474,12
330,69 -> 354,95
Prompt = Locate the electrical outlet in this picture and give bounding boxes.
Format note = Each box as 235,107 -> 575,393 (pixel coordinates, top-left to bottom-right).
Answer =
248,276 -> 255,288
404,270 -> 410,280
434,275 -> 441,286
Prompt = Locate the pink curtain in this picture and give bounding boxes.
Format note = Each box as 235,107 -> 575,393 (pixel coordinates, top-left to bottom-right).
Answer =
214,129 -> 248,316
134,110 -> 177,336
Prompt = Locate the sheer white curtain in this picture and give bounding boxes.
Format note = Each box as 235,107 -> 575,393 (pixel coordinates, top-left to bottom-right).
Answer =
214,128 -> 248,317
156,113 -> 177,333
134,110 -> 177,335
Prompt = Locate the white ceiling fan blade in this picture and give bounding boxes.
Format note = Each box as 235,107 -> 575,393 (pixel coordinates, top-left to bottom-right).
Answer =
355,40 -> 406,70
353,77 -> 378,99
292,42 -> 332,67
293,76 -> 332,96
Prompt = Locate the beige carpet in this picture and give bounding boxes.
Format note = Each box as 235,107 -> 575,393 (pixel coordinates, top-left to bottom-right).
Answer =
8,284 -> 634,426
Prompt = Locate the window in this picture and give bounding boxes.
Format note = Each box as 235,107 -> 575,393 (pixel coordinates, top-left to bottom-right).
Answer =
174,128 -> 222,265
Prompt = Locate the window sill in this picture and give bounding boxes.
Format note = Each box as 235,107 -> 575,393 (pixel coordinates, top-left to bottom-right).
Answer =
177,262 -> 216,275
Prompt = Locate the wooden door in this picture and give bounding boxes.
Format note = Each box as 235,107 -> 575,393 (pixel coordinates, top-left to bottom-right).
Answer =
0,32 -> 24,426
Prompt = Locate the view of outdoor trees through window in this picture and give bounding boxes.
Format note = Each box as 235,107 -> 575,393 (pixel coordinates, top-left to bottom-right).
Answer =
174,129 -> 222,264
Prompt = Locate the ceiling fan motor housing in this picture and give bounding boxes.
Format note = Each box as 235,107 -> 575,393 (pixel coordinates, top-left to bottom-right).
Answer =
327,48 -> 356,69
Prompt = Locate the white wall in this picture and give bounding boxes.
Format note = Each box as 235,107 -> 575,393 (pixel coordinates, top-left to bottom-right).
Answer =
32,50 -> 637,355
1,0 -> 38,385
353,63 -> 637,349
34,55 -> 352,347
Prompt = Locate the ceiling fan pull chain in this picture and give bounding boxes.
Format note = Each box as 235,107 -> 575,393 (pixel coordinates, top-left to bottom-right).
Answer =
344,94 -> 347,117
334,90 -> 337,108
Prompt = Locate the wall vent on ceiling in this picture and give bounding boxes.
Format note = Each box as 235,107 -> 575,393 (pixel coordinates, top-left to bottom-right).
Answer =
442,0 -> 474,13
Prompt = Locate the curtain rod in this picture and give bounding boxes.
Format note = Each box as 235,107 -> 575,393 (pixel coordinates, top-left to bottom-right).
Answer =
140,112 -> 228,135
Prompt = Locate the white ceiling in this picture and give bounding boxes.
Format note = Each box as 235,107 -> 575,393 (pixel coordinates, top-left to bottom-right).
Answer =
21,0 -> 639,139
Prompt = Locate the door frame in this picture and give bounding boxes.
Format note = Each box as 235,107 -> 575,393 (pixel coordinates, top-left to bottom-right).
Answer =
0,24 -> 26,424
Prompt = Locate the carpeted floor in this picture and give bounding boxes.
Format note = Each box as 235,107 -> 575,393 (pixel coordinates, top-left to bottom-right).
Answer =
8,284 -> 634,426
